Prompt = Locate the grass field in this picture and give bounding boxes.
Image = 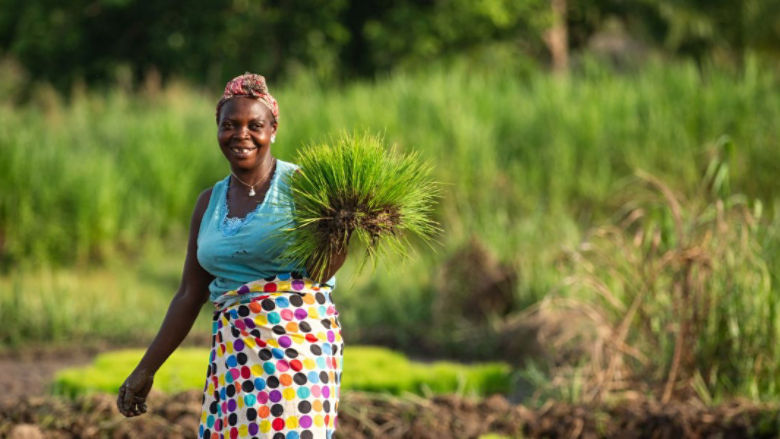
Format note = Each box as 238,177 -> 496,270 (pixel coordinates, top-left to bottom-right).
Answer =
53,346 -> 510,398
1,58 -> 778,401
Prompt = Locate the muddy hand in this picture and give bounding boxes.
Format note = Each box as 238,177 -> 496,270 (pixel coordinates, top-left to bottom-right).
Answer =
117,368 -> 154,417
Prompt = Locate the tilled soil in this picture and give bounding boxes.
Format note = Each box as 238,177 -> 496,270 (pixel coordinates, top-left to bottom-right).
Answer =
0,348 -> 95,406
1,390 -> 778,439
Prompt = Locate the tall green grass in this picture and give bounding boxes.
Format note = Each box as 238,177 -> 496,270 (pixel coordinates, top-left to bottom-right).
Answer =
532,149 -> 779,402
1,59 -> 779,402
1,60 -> 777,270
0,245 -> 213,348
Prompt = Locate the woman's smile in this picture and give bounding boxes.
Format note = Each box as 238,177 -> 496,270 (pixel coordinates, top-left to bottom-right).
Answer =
230,145 -> 258,159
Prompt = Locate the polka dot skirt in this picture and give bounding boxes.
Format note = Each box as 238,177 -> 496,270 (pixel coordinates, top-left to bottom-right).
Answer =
199,274 -> 343,439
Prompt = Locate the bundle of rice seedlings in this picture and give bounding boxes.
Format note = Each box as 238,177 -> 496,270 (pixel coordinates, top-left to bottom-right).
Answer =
281,131 -> 439,279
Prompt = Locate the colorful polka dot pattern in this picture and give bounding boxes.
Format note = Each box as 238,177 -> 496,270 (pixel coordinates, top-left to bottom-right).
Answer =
199,273 -> 343,439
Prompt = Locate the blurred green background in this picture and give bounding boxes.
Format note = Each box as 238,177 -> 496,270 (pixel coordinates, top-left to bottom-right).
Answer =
1,0 -> 778,404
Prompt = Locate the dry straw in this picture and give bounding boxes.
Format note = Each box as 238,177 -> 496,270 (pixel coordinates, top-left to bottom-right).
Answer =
515,141 -> 777,404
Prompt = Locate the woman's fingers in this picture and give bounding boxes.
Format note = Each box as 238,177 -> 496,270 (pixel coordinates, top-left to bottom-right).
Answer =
116,372 -> 153,418
117,373 -> 153,417
117,385 -> 135,417
123,385 -> 137,416
134,396 -> 148,414
116,386 -> 127,416
117,384 -> 145,417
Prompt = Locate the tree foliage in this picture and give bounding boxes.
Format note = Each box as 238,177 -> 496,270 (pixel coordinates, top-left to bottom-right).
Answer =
0,0 -> 351,90
0,0 -> 777,92
567,0 -> 780,65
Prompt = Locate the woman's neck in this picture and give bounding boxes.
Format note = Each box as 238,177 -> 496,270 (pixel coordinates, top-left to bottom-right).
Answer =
231,154 -> 276,186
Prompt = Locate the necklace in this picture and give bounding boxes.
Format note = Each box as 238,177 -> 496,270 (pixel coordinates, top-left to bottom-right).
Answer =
230,159 -> 276,197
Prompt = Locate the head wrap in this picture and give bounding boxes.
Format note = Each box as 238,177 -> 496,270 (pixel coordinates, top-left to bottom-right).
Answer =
216,73 -> 279,124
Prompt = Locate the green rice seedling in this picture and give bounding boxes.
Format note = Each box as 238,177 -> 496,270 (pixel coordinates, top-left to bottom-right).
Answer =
53,348 -> 208,397
52,345 -> 511,398
340,346 -> 511,396
280,131 -> 440,279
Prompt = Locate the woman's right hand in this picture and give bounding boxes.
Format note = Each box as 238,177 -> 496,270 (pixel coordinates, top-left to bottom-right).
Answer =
117,368 -> 154,417
115,189 -> 213,418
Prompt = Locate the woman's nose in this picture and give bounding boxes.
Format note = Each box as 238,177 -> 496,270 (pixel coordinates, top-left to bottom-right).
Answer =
236,125 -> 250,138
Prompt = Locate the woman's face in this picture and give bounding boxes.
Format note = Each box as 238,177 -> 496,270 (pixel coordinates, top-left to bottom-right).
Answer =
217,97 -> 277,171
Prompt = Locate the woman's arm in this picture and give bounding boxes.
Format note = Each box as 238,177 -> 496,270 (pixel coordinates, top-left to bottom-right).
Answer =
117,189 -> 215,417
306,245 -> 348,284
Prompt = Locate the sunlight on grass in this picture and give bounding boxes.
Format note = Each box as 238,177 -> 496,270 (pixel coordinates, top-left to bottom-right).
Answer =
54,348 -> 207,397
340,346 -> 510,396
52,346 -> 511,398
0,246 -> 212,348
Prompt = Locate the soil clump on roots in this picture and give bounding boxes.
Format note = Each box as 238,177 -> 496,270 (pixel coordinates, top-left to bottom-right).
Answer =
1,391 -> 777,438
318,204 -> 401,251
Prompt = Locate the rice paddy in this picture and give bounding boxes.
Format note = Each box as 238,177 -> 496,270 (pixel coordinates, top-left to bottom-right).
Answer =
1,58 -> 778,402
52,346 -> 511,398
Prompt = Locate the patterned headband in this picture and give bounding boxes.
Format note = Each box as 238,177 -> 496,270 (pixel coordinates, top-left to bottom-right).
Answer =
215,73 -> 279,124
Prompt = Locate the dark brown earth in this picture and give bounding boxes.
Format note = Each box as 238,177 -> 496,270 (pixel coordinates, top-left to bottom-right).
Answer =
0,350 -> 777,438
0,348 -> 95,406
1,390 -> 778,439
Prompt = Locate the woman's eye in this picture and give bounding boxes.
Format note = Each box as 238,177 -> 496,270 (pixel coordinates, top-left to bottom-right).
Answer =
221,122 -> 232,129
250,123 -> 262,130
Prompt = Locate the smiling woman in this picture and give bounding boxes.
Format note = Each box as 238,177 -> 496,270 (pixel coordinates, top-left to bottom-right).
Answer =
116,73 -> 348,439
217,96 -> 278,217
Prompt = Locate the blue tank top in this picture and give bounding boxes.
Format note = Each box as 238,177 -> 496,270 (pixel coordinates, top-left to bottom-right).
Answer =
197,160 -> 334,302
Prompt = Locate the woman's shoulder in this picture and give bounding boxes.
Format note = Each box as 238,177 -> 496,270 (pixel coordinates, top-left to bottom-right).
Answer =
197,186 -> 214,203
275,159 -> 301,184
276,159 -> 299,174
194,187 -> 215,216
203,175 -> 230,199
195,175 -> 230,217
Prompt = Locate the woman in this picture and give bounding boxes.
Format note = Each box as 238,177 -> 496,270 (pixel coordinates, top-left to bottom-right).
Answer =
117,73 -> 348,439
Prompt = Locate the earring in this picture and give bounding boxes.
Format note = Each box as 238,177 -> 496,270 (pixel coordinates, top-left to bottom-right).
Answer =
271,135 -> 276,144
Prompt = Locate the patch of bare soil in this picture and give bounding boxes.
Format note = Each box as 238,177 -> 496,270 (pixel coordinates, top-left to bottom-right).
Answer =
1,391 -> 777,439
0,391 -> 200,439
0,348 -> 95,405
0,335 -> 211,405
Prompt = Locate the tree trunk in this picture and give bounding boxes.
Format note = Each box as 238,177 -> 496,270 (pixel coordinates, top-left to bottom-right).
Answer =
546,0 -> 569,74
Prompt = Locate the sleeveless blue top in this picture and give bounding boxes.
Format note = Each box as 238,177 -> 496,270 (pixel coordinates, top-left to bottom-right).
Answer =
197,160 -> 334,302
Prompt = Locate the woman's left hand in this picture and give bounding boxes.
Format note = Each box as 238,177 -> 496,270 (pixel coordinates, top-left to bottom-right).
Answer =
308,244 -> 349,284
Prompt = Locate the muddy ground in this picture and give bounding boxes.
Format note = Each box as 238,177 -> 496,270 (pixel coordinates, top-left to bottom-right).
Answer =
2,390 -> 778,438
0,349 -> 95,406
0,350 -> 778,438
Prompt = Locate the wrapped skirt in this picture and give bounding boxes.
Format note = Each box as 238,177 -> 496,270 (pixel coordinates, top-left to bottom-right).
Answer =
198,274 -> 343,439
